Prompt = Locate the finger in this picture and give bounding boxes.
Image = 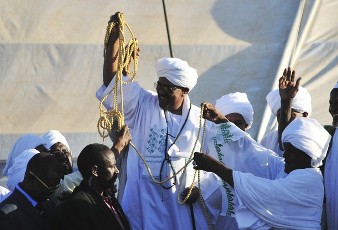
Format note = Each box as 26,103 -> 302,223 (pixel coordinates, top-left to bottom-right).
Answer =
193,165 -> 201,170
291,70 -> 295,82
286,67 -> 292,81
295,77 -> 301,89
279,76 -> 285,86
283,68 -> 287,77
194,152 -> 202,159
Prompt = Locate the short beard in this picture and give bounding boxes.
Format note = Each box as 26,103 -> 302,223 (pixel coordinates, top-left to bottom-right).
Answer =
332,114 -> 338,128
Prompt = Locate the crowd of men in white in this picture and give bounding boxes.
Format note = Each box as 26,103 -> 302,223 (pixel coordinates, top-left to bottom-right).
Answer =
0,52 -> 337,229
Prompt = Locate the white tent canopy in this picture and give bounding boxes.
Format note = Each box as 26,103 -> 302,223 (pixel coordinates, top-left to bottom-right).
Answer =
0,0 -> 337,161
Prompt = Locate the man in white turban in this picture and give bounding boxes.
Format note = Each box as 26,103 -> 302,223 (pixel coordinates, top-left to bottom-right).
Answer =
194,110 -> 330,229
42,130 -> 73,176
96,13 -> 208,230
3,134 -> 46,176
323,81 -> 338,230
199,93 -> 254,230
6,149 -> 39,191
215,92 -> 254,131
261,67 -> 312,157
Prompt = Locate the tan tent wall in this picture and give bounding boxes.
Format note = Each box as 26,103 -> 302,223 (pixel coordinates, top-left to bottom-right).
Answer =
1,0 -> 337,169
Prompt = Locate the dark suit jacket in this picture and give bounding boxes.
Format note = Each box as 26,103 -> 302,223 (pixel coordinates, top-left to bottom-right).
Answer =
0,188 -> 49,230
56,181 -> 130,230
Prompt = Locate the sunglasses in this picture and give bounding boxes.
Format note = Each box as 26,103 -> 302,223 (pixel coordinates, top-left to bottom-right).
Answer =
154,81 -> 180,94
29,171 -> 61,192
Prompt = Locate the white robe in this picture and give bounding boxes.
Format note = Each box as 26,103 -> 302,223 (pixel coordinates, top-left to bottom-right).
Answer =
324,128 -> 338,230
200,123 -> 284,229
260,130 -> 284,157
234,169 -> 323,229
203,123 -> 323,229
97,78 -> 208,230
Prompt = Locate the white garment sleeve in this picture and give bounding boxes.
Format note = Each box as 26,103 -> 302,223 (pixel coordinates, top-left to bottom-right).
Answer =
96,75 -> 141,116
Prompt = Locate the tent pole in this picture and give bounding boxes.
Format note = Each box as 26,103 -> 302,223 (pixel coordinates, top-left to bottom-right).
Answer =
162,0 -> 174,58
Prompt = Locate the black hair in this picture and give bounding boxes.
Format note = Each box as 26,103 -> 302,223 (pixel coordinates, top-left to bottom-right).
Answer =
77,143 -> 110,179
26,152 -> 62,182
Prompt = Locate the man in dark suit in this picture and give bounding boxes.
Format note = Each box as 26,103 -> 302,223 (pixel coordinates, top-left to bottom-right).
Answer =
0,152 -> 63,230
56,143 -> 130,230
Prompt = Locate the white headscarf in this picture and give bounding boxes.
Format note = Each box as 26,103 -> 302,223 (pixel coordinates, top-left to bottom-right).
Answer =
7,149 -> 39,191
266,86 -> 312,116
3,134 -> 45,176
282,117 -> 331,168
215,92 -> 254,129
155,58 -> 198,91
42,130 -> 70,151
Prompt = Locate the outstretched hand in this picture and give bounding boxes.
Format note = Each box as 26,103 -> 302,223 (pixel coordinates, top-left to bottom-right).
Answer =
279,67 -> 301,100
193,152 -> 219,173
201,102 -> 228,124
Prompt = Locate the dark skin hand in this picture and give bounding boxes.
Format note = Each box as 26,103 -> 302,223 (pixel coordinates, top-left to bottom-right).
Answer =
201,102 -> 229,124
181,186 -> 200,204
111,125 -> 132,159
103,12 -> 139,85
193,152 -> 234,188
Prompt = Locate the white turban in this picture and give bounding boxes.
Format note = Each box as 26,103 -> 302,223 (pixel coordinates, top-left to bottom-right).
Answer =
155,58 -> 198,91
42,130 -> 70,151
7,149 -> 39,191
266,86 -> 312,116
282,117 -> 331,168
3,134 -> 45,176
334,81 -> 338,89
215,92 -> 254,129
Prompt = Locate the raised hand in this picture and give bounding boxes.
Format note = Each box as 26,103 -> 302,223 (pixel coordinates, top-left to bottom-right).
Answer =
112,125 -> 132,154
201,102 -> 228,124
279,67 -> 301,100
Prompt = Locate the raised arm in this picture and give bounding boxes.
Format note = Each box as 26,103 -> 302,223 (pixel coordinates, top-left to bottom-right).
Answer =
278,67 -> 301,150
103,12 -> 120,87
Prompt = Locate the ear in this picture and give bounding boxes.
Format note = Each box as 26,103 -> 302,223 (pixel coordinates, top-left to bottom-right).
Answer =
91,165 -> 98,177
302,112 -> 309,117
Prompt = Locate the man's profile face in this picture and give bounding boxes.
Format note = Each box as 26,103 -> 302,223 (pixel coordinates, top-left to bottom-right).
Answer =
97,150 -> 119,190
225,113 -> 248,131
156,77 -> 187,113
329,88 -> 338,127
282,142 -> 311,174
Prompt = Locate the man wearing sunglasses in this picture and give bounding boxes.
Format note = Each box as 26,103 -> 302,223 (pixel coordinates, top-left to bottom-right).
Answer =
96,12 -> 208,230
0,152 -> 63,230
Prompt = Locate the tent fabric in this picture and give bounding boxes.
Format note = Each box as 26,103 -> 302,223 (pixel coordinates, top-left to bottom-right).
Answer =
0,0 -> 337,163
